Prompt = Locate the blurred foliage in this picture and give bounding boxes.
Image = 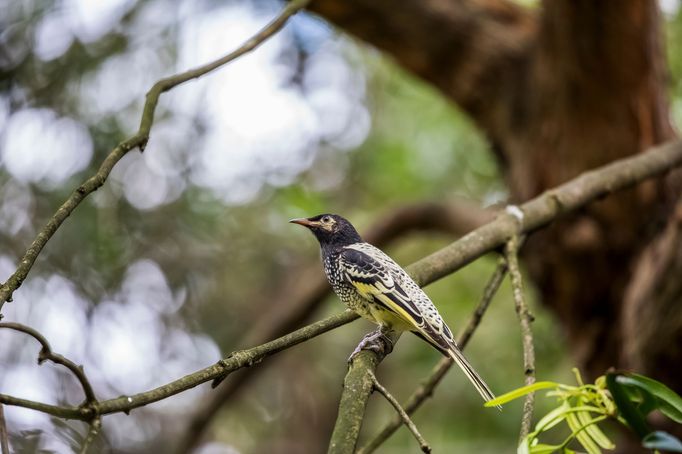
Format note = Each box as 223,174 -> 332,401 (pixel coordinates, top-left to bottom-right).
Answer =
0,0 -> 681,453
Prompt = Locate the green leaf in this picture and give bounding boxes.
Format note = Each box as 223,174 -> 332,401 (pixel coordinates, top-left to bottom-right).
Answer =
642,431 -> 682,452
618,374 -> 682,423
485,381 -> 560,407
606,373 -> 650,439
576,410 -> 614,449
534,402 -> 571,433
566,411 -> 602,454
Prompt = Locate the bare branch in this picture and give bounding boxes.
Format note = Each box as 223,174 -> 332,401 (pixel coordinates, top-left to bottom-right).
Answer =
369,372 -> 431,453
0,323 -> 97,408
505,234 -> 535,441
358,259 -> 507,454
0,0 -> 311,314
0,404 -> 9,454
408,140 -> 682,287
0,310 -> 358,420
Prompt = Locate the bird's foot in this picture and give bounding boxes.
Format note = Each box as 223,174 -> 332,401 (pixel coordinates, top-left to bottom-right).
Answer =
348,328 -> 394,364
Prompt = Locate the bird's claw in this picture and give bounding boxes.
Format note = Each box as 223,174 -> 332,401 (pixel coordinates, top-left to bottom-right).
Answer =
347,329 -> 394,364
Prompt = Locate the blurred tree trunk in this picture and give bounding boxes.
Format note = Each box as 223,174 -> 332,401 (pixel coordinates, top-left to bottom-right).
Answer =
308,0 -> 680,402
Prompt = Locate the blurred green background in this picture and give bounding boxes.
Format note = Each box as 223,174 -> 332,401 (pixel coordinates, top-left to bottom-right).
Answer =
1,1 -> 681,453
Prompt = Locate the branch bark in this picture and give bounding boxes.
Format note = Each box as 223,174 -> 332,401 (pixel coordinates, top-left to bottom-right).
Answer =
0,0 -> 311,315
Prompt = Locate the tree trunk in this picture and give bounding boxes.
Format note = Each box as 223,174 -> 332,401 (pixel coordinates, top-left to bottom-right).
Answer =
306,0 -> 680,393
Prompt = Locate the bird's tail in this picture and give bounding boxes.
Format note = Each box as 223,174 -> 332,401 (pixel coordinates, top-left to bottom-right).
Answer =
447,345 -> 499,408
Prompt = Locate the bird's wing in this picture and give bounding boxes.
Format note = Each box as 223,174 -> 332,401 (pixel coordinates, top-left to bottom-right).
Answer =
340,244 -> 496,403
338,245 -> 449,349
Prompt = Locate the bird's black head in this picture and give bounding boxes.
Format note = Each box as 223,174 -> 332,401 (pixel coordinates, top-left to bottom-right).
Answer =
289,214 -> 362,249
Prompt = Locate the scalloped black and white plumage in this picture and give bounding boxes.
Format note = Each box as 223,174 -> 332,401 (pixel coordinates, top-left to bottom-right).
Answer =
290,213 -> 496,404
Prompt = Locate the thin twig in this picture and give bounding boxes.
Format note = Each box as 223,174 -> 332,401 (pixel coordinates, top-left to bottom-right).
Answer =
0,404 -> 9,454
369,372 -> 431,453
0,323 -> 97,407
505,234 -> 535,442
0,0 -> 311,315
79,417 -> 101,454
0,311 -> 358,420
358,259 -> 507,454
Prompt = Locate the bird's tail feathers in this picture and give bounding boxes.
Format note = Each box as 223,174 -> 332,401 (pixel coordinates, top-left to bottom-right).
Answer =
447,346 -> 500,409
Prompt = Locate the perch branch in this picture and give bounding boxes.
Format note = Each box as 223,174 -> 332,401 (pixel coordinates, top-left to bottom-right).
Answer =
0,0 -> 311,314
358,258 -> 508,454
370,372 -> 431,453
505,234 -> 536,441
328,331 -> 401,454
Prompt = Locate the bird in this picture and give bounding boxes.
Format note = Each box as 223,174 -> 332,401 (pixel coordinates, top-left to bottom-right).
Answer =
289,213 -> 496,404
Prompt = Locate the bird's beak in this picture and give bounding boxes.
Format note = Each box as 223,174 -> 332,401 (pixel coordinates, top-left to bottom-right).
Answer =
289,217 -> 317,228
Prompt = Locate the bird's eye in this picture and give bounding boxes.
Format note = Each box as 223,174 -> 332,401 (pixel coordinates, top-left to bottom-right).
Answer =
322,215 -> 332,223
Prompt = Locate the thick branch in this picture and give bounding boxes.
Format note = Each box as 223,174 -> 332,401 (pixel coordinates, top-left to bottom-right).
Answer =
0,0 -> 310,314
408,140 -> 682,286
328,331 -> 401,454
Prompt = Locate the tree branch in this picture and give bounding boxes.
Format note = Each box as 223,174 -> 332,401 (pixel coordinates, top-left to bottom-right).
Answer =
505,234 -> 535,442
408,140 -> 682,287
0,310 -> 358,420
0,0 -> 311,315
369,372 -> 431,453
331,139 -> 682,451
328,331 -> 401,454
358,259 -> 508,454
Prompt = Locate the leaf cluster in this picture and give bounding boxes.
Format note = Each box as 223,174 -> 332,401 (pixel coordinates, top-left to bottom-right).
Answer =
486,369 -> 682,453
